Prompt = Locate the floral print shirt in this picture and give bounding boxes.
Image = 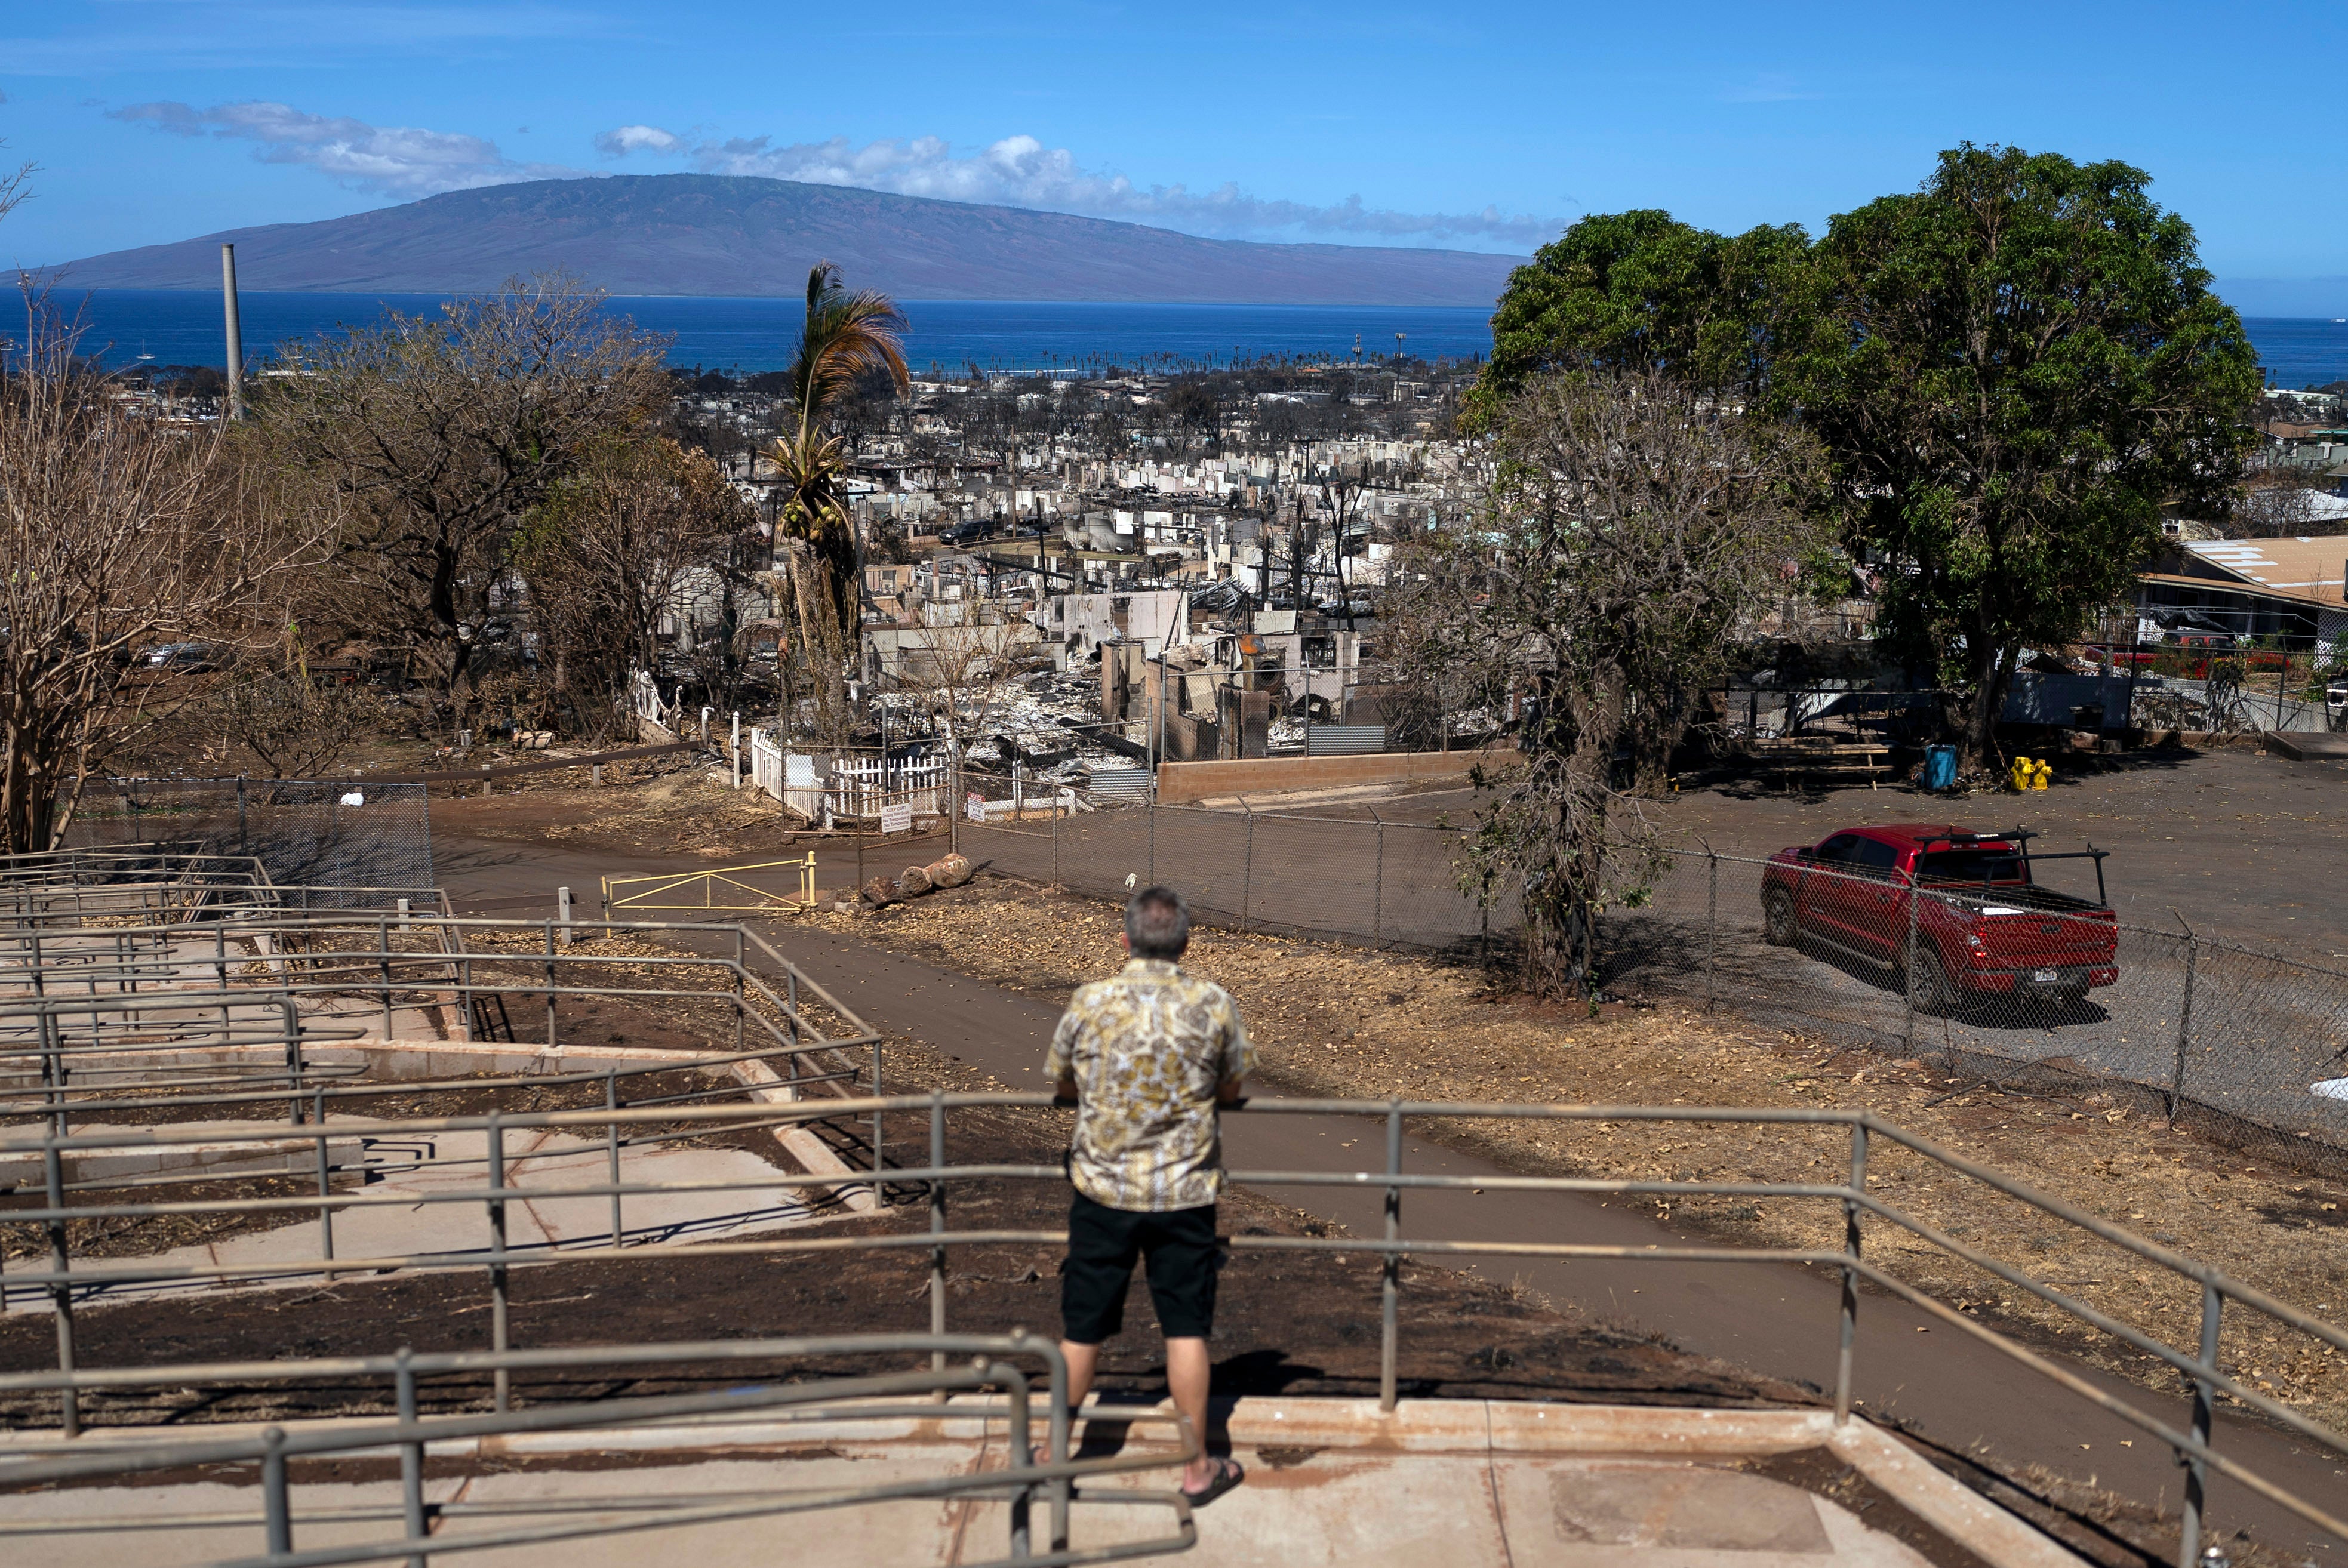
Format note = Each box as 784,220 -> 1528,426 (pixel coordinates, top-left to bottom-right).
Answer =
1045,959 -> 1255,1212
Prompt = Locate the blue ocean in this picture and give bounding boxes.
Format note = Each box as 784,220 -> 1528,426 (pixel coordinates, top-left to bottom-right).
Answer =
41,289 -> 2348,388
48,291 -> 1499,375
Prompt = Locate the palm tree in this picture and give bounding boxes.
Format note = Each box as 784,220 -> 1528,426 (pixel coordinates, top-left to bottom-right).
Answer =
770,263 -> 909,701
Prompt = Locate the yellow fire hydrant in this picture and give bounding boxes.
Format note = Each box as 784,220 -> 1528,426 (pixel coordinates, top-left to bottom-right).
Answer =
2009,754 -> 2052,791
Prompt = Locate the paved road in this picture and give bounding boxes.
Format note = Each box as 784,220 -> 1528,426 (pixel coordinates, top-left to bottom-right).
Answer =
433,830 -> 2348,1558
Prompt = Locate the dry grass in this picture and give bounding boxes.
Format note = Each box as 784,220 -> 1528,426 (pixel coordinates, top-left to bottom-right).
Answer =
810,875 -> 2348,1441
449,763 -> 815,855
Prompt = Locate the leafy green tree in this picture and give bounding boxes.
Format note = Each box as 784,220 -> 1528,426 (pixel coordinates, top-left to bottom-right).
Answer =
1777,144 -> 2260,762
1473,210 -> 1806,423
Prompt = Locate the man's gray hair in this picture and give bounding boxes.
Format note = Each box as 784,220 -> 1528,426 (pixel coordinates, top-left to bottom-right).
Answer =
1125,885 -> 1191,960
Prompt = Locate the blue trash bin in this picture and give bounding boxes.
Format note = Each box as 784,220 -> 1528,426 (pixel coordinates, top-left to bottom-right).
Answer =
1923,744 -> 1958,791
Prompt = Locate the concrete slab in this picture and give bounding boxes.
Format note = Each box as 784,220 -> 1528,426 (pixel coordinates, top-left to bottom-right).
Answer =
0,1475 -> 453,1568
0,1440 -> 1954,1568
2265,729 -> 2348,761
0,1399 -> 2084,1567
0,1130 -> 365,1188
2,1127 -> 838,1312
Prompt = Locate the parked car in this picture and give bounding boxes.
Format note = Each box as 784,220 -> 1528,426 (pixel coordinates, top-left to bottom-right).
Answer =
1759,824 -> 2118,1011
141,641 -> 230,672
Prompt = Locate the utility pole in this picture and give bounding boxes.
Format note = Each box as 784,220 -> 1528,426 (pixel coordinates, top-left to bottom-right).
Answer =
220,244 -> 245,421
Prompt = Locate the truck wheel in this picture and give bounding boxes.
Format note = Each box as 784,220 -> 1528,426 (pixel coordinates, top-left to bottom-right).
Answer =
1909,951 -> 1956,1016
1764,891 -> 1797,947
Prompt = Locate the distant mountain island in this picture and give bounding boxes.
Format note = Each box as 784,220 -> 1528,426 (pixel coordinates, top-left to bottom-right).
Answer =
46,175 -> 1525,306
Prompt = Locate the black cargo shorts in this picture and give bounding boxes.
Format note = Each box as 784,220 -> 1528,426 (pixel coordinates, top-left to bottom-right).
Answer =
1060,1190 -> 1220,1344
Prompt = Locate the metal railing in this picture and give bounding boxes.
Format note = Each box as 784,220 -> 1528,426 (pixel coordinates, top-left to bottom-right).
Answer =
0,1333 -> 1197,1568
2,1093 -> 2342,1567
1,842 -> 447,938
0,909 -> 885,1149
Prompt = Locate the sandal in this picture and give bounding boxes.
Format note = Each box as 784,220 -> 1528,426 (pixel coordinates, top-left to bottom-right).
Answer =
1181,1456 -> 1244,1509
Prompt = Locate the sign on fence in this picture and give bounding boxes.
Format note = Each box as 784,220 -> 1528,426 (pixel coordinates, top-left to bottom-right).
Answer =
966,791 -> 987,822
880,802 -> 913,835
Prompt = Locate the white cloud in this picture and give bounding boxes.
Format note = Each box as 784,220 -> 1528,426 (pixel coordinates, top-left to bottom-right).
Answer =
602,125 -> 1551,248
593,124 -> 682,156
111,100 -> 586,198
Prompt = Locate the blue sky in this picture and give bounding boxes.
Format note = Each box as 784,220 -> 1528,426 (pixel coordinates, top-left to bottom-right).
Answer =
2,0 -> 2342,313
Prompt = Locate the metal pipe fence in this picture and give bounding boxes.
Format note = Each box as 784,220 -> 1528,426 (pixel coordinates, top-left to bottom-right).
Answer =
0,1092 -> 2342,1567
961,803 -> 2348,1159
0,1332 -> 1195,1568
0,910 -> 884,1147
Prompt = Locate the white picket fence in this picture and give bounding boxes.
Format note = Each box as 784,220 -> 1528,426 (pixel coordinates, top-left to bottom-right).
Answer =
744,735 -> 948,824
749,726 -> 787,801
830,756 -> 949,820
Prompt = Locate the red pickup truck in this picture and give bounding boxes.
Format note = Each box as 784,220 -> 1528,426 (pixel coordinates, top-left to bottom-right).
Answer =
1759,825 -> 2118,1012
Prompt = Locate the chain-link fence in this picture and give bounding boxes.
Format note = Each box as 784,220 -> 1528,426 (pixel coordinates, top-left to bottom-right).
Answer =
961,798 -> 2348,1157
67,778 -> 435,899
958,793 -> 1504,948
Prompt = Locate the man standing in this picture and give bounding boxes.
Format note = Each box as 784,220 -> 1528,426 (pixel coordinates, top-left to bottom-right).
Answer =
1046,885 -> 1252,1507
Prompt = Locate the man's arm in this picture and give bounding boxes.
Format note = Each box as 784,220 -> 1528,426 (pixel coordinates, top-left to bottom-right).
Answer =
1215,1000 -> 1256,1106
1047,1005 -> 1082,1105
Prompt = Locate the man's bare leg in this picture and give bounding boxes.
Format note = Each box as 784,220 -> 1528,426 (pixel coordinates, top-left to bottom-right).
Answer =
1059,1338 -> 1218,1491
1059,1339 -> 1100,1415
1034,1341 -> 1101,1470
1165,1336 -> 1218,1492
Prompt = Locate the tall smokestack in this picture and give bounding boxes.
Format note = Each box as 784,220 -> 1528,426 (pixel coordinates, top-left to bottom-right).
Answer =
220,243 -> 244,420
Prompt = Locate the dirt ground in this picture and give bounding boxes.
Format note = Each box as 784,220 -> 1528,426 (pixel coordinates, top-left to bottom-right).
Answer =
436,756 -> 844,860
0,1065 -> 1803,1427
802,876 -> 2348,1447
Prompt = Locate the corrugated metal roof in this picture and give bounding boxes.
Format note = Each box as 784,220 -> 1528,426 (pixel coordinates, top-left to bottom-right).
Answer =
2174,537 -> 2348,605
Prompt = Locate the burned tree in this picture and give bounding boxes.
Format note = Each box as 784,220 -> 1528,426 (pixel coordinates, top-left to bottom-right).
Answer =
245,274 -> 670,726
0,295 -> 326,852
518,435 -> 756,739
1402,369 -> 1822,998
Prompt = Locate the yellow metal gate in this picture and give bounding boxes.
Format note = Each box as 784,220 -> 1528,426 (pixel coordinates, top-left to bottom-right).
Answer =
599,854 -> 818,916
